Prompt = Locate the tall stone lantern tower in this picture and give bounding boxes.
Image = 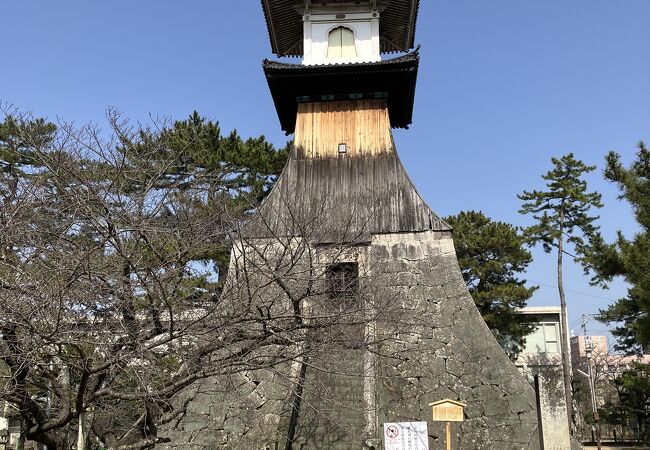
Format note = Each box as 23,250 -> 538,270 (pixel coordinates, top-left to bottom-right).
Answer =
260,1 -> 542,447
164,2 -> 544,449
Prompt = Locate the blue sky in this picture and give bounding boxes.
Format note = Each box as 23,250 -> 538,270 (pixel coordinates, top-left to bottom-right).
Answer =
2,1 -> 649,345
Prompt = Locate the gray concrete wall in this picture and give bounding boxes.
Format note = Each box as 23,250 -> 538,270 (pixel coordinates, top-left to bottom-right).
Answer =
536,370 -> 572,450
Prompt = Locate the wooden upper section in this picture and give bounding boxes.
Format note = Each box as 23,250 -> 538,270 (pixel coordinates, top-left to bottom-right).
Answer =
246,100 -> 450,241
294,100 -> 393,159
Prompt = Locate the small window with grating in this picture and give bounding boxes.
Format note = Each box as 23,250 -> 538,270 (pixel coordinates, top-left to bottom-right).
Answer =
326,262 -> 358,299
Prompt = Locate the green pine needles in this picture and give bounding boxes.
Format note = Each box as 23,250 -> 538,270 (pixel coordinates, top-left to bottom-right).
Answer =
518,152 -> 603,428
587,142 -> 650,354
446,211 -> 537,358
519,153 -> 603,256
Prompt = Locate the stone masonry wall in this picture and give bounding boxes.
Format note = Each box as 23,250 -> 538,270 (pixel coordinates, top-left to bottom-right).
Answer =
160,230 -> 541,449
369,232 -> 540,449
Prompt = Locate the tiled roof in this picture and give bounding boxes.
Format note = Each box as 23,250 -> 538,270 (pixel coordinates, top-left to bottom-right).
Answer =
263,52 -> 420,133
261,0 -> 419,57
263,49 -> 419,71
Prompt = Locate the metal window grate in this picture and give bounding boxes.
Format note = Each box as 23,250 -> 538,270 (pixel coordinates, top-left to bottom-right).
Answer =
326,262 -> 358,299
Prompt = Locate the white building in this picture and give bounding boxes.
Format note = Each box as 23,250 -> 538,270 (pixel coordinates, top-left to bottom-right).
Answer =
515,306 -> 573,450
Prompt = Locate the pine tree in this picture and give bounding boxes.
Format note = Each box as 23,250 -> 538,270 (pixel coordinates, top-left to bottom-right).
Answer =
587,142 -> 650,354
1,114 -> 57,288
518,153 -> 603,429
122,111 -> 289,284
446,211 -> 537,358
0,114 -> 56,175
615,362 -> 650,442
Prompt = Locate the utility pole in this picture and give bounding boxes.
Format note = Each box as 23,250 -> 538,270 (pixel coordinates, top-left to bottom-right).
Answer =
578,315 -> 602,450
585,345 -> 602,450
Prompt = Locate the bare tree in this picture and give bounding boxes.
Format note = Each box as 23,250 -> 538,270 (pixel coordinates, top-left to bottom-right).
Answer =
1,106 -> 540,450
0,109 -> 400,449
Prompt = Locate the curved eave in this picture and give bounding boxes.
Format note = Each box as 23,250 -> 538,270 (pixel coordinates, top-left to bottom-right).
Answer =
263,52 -> 419,134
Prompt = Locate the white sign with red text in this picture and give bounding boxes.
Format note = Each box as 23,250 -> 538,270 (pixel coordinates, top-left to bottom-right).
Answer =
383,421 -> 429,450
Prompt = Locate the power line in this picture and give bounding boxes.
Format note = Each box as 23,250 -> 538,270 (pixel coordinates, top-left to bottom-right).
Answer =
569,318 -> 585,328
528,279 -> 619,302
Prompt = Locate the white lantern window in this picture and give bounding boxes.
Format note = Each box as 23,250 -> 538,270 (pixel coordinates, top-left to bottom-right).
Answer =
327,27 -> 357,59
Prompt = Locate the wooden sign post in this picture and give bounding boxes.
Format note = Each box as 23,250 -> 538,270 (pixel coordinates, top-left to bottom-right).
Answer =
429,399 -> 466,450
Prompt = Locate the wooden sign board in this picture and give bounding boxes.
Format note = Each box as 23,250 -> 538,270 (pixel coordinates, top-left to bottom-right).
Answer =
429,399 -> 466,423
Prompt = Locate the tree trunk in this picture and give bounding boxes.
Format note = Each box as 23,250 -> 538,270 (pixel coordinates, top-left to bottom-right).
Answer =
284,357 -> 308,450
77,409 -> 93,450
556,211 -> 574,432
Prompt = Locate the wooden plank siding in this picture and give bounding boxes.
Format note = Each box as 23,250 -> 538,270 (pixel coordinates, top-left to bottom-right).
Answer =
294,100 -> 394,159
247,153 -> 452,241
245,95 -> 451,241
